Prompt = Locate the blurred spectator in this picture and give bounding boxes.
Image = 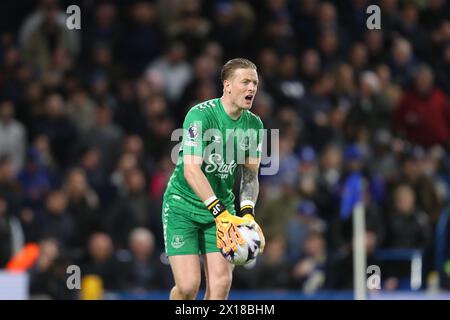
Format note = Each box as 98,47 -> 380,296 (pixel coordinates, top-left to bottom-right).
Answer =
168,0 -> 211,59
297,73 -> 335,149
251,92 -> 276,130
33,93 -> 78,170
333,63 -> 357,108
316,144 -> 342,221
110,152 -> 138,197
145,42 -> 192,105
17,148 -> 52,205
29,238 -> 76,299
63,168 -> 100,253
77,147 -> 115,208
285,200 -> 326,262
19,0 -> 79,74
39,190 -> 76,249
257,48 -> 279,88
291,0 -> 319,49
392,146 -> 442,224
436,42 -> 450,96
66,87 -> 97,136
382,184 -> 433,290
106,168 -> 160,249
375,63 -> 403,110
0,156 -> 21,201
0,99 -> 27,174
317,30 -> 342,70
290,231 -> 327,293
269,54 -> 305,106
214,0 -> 256,60
143,98 -> 176,162
365,30 -> 387,67
397,3 -> 430,61
113,79 -> 143,134
350,40 -> 370,77
420,0 -> 450,31
16,82 -> 45,129
149,155 -> 175,201
368,130 -> 398,184
178,54 -> 220,120
264,132 -> 299,199
316,2 -> 349,52
80,232 -> 125,291
385,184 -> 432,249
81,1 -> 121,61
394,64 -> 450,147
389,37 -> 418,88
0,196 -> 24,267
346,71 -> 392,141
121,228 -> 170,291
258,182 -> 298,240
32,134 -> 57,174
299,49 -> 321,87
251,235 -> 291,289
326,230 -> 379,289
82,103 -> 124,175
120,0 -> 162,75
298,145 -> 319,177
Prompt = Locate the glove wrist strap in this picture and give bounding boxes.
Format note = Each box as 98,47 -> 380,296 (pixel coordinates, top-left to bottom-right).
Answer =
206,197 -> 226,218
239,200 -> 255,218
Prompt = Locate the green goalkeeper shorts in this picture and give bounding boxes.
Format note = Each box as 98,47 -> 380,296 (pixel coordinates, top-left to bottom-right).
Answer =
162,192 -> 236,256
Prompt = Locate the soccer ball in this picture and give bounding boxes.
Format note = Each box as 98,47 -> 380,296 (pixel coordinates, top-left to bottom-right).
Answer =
221,224 -> 261,266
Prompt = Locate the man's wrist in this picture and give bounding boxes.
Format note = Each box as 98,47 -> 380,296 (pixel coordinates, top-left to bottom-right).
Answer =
239,200 -> 255,218
205,196 -> 227,218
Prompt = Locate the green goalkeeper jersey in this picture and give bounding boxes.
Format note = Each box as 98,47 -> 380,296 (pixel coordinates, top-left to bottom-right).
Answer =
165,98 -> 264,216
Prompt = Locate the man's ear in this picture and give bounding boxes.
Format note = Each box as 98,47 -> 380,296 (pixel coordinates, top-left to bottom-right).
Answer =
224,80 -> 231,94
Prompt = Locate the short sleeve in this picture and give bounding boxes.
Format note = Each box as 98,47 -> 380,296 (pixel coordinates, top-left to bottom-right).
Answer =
246,115 -> 264,159
182,108 -> 210,157
255,117 -> 264,158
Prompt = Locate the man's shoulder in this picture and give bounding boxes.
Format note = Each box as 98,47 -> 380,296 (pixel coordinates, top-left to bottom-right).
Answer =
244,110 -> 264,128
188,98 -> 219,113
183,99 -> 220,128
184,99 -> 218,118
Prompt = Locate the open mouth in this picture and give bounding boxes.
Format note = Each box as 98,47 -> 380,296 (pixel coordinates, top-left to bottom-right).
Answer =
245,95 -> 253,102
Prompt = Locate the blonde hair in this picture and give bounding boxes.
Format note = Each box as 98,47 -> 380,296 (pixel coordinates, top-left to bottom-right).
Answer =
221,58 -> 257,82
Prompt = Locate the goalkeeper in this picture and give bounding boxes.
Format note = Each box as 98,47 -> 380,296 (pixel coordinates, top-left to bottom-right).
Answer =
162,58 -> 265,300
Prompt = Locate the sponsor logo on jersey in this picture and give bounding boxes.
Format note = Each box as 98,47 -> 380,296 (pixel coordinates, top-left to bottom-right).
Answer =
204,153 -> 238,179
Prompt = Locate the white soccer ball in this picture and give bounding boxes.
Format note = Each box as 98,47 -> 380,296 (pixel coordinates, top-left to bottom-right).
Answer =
221,224 -> 261,266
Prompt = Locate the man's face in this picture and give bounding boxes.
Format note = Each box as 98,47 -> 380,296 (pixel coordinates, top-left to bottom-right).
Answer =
225,68 -> 258,110
0,101 -> 14,120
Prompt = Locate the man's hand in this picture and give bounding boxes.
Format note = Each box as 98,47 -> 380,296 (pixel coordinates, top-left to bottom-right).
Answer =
215,210 -> 255,253
241,213 -> 265,253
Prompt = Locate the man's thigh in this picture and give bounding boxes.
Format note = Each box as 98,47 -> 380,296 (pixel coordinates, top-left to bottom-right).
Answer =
162,197 -> 202,256
198,218 -> 220,255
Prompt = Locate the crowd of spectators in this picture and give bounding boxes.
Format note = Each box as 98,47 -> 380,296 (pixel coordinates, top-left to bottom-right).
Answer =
0,0 -> 450,298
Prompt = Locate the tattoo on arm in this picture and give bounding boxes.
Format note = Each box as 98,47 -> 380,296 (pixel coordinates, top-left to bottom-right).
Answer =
240,165 -> 259,204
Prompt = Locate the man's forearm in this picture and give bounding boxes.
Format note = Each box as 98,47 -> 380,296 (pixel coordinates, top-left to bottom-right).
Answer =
240,165 -> 259,205
184,166 -> 215,203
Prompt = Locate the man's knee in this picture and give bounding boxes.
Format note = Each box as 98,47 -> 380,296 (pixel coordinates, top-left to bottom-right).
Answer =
210,271 -> 233,297
175,278 -> 201,299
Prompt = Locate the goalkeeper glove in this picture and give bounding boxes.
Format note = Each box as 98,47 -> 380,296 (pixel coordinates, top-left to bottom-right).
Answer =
239,201 -> 266,253
207,198 -> 254,254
